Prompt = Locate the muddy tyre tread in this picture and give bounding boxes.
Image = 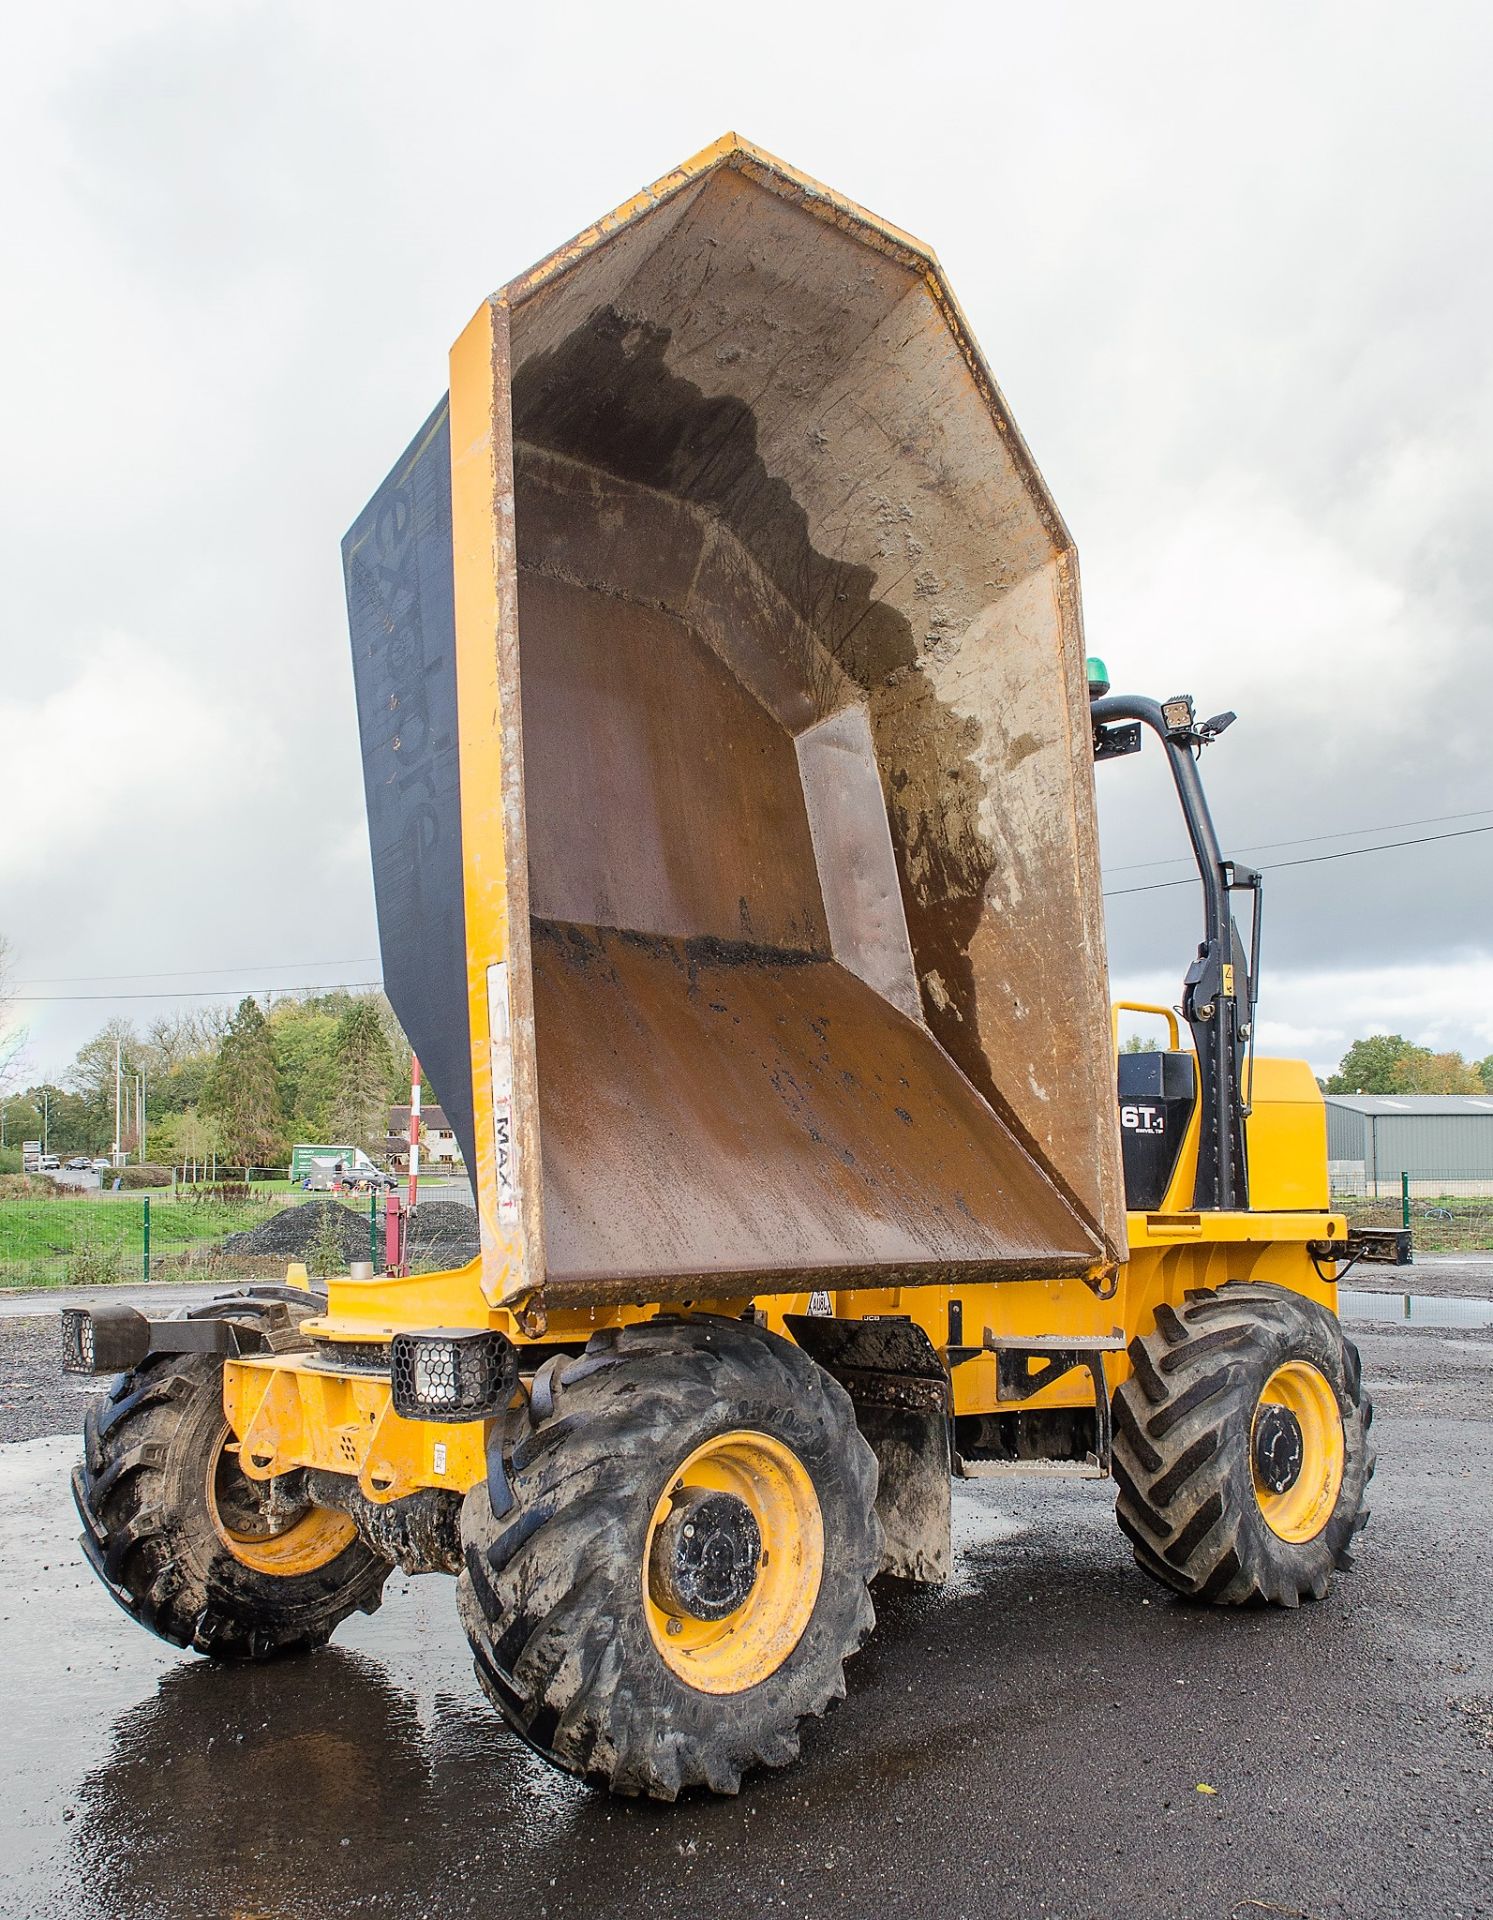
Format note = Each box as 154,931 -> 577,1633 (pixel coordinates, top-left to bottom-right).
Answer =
1111,1280 -> 1374,1607
73,1291 -> 392,1659
457,1315 -> 882,1800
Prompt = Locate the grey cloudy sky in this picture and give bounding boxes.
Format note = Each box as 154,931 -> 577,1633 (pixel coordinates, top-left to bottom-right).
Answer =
3,0 -> 1490,1082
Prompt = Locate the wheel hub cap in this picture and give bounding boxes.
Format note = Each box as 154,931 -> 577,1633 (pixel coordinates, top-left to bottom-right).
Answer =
1251,1360 -> 1346,1543
649,1487 -> 762,1621
1252,1402 -> 1305,1494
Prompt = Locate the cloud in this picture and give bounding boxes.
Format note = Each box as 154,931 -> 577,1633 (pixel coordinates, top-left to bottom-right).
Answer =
1088,447 -> 1493,995
3,0 -> 1489,1080
1113,954 -> 1493,1080
0,636 -> 272,882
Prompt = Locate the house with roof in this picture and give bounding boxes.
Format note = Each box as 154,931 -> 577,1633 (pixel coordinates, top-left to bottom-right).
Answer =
387,1103 -> 464,1170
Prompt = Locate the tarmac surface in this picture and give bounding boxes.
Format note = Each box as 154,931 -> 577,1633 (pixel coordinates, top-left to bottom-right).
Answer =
0,1270 -> 1489,1919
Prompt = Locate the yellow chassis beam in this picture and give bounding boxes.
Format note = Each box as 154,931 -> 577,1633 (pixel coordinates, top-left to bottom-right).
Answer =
223,1209 -> 1342,1503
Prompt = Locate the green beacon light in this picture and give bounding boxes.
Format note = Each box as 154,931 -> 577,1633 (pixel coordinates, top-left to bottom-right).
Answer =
1086,656 -> 1111,699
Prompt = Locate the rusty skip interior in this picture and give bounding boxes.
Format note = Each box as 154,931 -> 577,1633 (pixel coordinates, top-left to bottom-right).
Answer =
499,161 -> 1117,1297
513,436 -> 1095,1294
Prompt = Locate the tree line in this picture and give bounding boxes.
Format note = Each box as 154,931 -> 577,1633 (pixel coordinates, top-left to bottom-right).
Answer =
1322,1033 -> 1493,1096
1,992 -> 425,1170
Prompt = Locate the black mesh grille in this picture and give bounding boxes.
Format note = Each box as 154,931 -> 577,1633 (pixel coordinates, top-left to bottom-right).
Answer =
389,1329 -> 517,1422
60,1308 -> 94,1375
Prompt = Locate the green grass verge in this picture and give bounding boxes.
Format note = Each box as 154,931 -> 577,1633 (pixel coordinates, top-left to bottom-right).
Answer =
0,1191 -> 376,1290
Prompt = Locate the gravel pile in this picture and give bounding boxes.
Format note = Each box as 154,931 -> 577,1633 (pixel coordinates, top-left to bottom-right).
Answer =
219,1201 -> 381,1263
217,1198 -> 480,1271
404,1200 -> 481,1269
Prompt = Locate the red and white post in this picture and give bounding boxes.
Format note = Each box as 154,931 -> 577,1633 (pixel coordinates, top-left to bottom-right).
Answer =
407,1054 -> 422,1212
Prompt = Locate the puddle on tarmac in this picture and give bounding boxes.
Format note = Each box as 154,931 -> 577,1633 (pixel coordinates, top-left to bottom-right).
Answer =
0,1437 -> 596,1920
1339,1288 -> 1493,1329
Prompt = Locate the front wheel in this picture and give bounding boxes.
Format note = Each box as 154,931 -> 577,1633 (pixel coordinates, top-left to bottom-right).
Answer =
457,1315 -> 882,1798
1111,1280 -> 1373,1606
73,1293 -> 392,1657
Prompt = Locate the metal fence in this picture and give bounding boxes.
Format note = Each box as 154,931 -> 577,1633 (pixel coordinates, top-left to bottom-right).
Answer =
0,1182 -> 383,1290
0,1182 -> 479,1290
0,1186 -> 374,1290
1329,1169 -> 1493,1253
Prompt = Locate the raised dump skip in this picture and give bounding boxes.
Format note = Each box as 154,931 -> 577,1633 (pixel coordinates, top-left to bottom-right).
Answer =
344,136 -> 1125,1310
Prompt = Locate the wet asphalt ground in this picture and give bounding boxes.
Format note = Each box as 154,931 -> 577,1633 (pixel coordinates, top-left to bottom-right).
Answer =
0,1273 -> 1489,1920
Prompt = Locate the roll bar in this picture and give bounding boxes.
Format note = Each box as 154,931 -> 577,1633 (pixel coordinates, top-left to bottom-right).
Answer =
1091,691 -> 1260,1212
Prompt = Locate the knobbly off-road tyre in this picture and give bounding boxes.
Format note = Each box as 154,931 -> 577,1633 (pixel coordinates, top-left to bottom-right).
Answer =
1111,1280 -> 1373,1606
73,1289 -> 392,1658
457,1315 -> 883,1799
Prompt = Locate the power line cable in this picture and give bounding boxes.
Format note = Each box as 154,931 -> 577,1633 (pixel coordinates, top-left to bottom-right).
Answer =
12,981 -> 384,1005
13,824 -> 1492,999
1103,822 -> 1493,898
1104,805 -> 1493,875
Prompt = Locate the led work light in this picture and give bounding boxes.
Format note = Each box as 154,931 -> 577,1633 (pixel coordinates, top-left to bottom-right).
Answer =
389,1327 -> 519,1422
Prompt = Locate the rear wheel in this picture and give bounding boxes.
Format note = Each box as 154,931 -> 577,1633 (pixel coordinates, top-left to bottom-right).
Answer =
1111,1280 -> 1373,1606
73,1291 -> 392,1657
457,1315 -> 882,1798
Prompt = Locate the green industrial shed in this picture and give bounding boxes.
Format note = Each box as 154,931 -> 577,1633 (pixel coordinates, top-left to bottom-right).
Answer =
1324,1093 -> 1493,1194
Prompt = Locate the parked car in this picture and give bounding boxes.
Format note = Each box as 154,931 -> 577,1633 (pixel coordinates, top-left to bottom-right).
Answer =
65,1157 -> 92,1171
337,1165 -> 400,1194
38,1155 -> 60,1172
90,1158 -> 112,1172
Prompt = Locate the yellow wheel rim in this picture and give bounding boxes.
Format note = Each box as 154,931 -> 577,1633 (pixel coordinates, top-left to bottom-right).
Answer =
644,1430 -> 823,1696
1251,1361 -> 1345,1543
207,1426 -> 358,1577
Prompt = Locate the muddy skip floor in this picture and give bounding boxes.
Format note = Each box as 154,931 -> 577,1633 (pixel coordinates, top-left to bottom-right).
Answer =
0,1303 -> 1489,1920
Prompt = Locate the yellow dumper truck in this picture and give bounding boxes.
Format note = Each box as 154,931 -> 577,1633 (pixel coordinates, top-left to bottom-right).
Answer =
65,137 -> 1395,1799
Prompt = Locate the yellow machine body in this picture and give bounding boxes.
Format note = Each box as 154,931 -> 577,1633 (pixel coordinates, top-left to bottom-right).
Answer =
223,1042 -> 1343,1498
